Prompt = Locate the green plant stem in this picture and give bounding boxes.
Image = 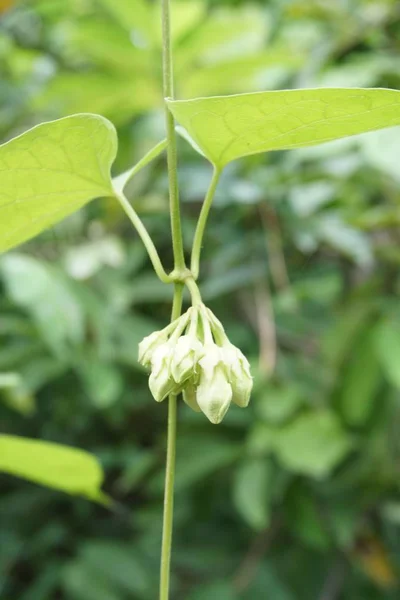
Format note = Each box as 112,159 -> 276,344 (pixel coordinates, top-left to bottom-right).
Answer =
115,191 -> 172,283
159,1 -> 187,597
160,283 -> 183,600
190,165 -> 221,279
162,0 -> 185,271
113,139 -> 167,194
186,277 -> 202,306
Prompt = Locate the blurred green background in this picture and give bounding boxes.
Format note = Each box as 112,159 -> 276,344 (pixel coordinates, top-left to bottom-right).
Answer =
1,0 -> 400,598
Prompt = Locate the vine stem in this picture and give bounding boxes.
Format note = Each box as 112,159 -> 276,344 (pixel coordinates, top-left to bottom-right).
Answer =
160,0 -> 186,598
190,165 -> 221,279
186,277 -> 202,306
159,283 -> 183,600
162,0 -> 185,271
115,191 -> 173,283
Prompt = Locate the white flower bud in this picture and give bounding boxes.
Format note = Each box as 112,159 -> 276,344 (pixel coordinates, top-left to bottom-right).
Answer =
138,330 -> 166,368
196,345 -> 232,424
182,380 -> 201,413
148,342 -> 176,402
170,335 -> 203,385
222,344 -> 253,407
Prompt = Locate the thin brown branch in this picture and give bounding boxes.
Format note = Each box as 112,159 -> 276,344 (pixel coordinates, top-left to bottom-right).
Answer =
318,558 -> 347,600
259,203 -> 291,293
254,281 -> 277,376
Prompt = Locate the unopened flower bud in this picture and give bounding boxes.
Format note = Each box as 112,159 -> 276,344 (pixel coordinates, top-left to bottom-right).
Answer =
182,379 -> 201,412
138,330 -> 166,368
171,335 -> 203,385
222,344 -> 253,407
148,342 -> 176,402
196,345 -> 232,424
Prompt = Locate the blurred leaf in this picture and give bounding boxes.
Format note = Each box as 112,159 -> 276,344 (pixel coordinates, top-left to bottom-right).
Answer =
233,457 -> 273,530
80,542 -> 150,595
64,237 -> 125,280
247,423 -> 279,455
38,73 -> 158,124
0,371 -> 35,415
256,386 -> 304,425
324,301 -> 374,367
245,566 -> 295,600
150,434 -> 239,494
116,450 -> 156,493
66,18 -> 153,72
160,0 -> 205,45
176,7 -> 268,73
361,126 -> 400,182
274,411 -> 354,478
187,581 -> 239,600
289,181 -> 335,217
316,214 -> 373,268
339,327 -> 381,427
167,88 -> 400,167
1,254 -> 84,355
375,318 -> 400,389
97,0 -> 155,42
64,541 -> 154,599
0,114 -> 116,251
78,357 -> 123,409
202,263 -> 266,300
285,486 -> 331,549
63,562 -> 120,600
181,49 -> 300,97
0,435 -> 106,502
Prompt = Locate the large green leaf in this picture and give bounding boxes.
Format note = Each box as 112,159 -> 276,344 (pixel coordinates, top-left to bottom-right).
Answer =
0,114 -> 116,252
167,87 -> 400,167
0,434 -> 106,502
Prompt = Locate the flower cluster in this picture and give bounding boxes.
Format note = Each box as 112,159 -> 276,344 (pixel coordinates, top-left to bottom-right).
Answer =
138,304 -> 253,424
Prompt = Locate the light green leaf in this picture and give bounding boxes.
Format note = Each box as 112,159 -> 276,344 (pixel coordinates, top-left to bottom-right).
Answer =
167,87 -> 400,167
0,114 -> 116,252
0,434 -> 106,502
274,411 -> 353,478
176,125 -> 206,157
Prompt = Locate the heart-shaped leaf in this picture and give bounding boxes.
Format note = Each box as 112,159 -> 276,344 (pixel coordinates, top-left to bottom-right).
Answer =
0,434 -> 107,503
0,114 -> 117,252
167,87 -> 400,167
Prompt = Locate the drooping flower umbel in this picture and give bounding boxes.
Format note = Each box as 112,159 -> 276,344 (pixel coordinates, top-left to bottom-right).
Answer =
138,304 -> 253,424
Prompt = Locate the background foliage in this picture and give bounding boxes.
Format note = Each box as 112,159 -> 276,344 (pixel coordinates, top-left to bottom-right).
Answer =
1,0 -> 400,598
